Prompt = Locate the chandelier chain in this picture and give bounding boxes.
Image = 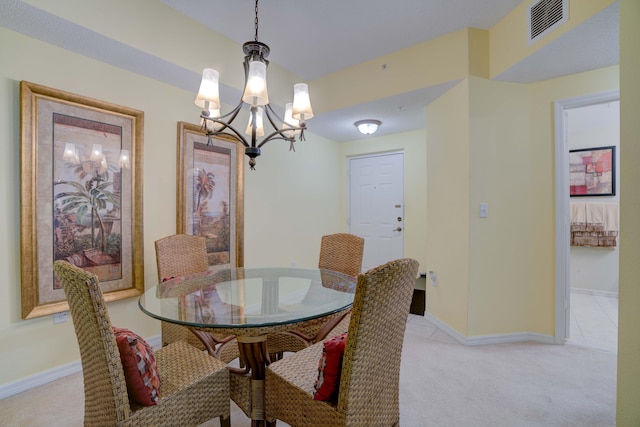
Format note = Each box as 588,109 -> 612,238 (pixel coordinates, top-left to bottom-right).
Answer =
254,0 -> 259,42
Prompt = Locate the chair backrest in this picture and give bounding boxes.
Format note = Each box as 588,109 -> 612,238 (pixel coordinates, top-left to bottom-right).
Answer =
53,260 -> 131,425
337,258 -> 419,426
155,234 -> 209,281
318,233 -> 365,277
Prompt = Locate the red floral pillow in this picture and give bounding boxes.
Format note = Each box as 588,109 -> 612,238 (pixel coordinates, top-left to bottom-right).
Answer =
313,333 -> 347,402
113,327 -> 161,406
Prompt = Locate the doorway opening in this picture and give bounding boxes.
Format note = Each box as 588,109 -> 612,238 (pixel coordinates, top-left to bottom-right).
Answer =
554,91 -> 620,352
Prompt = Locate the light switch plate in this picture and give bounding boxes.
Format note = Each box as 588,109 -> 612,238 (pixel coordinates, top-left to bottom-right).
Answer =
479,203 -> 489,218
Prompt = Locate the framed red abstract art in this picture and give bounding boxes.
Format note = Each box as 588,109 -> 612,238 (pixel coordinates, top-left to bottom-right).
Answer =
569,146 -> 616,197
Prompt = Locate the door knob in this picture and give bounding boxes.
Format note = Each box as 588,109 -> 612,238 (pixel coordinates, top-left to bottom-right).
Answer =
394,227 -> 402,232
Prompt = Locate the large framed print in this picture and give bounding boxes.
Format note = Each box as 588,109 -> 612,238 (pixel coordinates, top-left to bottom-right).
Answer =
569,146 -> 616,197
177,121 -> 244,268
20,81 -> 144,319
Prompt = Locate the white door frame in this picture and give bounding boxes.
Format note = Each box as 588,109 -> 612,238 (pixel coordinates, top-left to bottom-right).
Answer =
553,90 -> 619,344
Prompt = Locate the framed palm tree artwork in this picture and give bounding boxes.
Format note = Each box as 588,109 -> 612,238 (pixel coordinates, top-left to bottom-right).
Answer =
20,81 -> 144,319
177,121 -> 244,268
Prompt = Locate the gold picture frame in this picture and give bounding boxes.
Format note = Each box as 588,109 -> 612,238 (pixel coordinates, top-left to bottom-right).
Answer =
177,121 -> 244,268
20,81 -> 144,319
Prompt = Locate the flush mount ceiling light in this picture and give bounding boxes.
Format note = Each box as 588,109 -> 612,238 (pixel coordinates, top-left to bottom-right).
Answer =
194,0 -> 313,170
354,119 -> 381,135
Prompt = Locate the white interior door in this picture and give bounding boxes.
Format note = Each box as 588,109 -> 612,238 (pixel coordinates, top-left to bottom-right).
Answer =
349,153 -> 404,272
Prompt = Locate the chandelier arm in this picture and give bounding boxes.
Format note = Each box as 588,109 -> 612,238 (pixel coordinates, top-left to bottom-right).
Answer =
204,119 -> 250,148
261,104 -> 305,143
201,103 -> 251,148
201,101 -> 243,124
257,130 -> 298,148
263,106 -> 291,138
212,125 -> 250,148
264,104 -> 285,126
208,131 -> 246,146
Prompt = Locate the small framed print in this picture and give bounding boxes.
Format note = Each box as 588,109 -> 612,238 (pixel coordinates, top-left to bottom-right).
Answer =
569,146 -> 616,197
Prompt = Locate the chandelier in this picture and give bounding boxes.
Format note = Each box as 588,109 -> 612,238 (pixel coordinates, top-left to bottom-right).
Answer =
194,0 -> 313,170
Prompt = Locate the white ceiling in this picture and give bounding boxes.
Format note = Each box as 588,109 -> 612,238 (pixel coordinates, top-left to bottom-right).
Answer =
161,0 -> 527,81
0,0 -> 620,142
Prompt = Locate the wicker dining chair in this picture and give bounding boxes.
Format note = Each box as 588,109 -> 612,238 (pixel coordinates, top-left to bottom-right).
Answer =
317,233 -> 365,277
266,233 -> 365,360
53,260 -> 231,427
265,258 -> 419,427
155,234 -> 239,363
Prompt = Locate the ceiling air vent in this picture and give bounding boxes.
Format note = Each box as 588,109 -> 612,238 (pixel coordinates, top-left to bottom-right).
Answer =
527,0 -> 568,44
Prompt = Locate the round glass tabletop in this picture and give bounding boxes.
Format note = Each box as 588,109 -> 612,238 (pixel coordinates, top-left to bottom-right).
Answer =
139,267 -> 356,330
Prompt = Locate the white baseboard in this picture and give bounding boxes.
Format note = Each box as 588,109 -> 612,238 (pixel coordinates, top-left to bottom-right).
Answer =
0,335 -> 162,400
466,332 -> 555,346
0,360 -> 81,400
571,287 -> 618,298
424,313 -> 555,346
423,313 -> 467,344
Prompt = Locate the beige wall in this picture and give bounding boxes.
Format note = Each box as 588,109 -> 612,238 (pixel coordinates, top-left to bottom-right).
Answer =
244,134 -> 343,268
425,79 -> 471,335
424,67 -> 619,339
467,76 -> 533,336
312,28 -> 474,115
617,0 -> 640,424
0,27 -> 342,384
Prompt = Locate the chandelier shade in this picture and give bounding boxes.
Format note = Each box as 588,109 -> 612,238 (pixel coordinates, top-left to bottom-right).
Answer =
194,68 -> 220,110
245,107 -> 265,137
283,103 -> 301,137
242,59 -> 269,106
194,0 -> 312,170
202,108 -> 222,132
292,83 -> 313,121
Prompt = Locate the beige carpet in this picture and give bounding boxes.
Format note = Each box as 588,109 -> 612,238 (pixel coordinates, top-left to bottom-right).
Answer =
0,315 -> 616,426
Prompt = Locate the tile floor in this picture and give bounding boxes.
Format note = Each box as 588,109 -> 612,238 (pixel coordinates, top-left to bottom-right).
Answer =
567,290 -> 618,353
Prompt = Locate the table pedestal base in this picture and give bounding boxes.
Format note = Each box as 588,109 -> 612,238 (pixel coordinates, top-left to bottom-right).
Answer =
230,335 -> 275,427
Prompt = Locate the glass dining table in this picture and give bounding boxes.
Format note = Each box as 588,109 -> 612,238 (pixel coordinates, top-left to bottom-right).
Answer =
139,266 -> 357,427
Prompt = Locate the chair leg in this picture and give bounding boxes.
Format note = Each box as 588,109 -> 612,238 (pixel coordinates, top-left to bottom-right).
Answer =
270,351 -> 284,361
220,415 -> 231,427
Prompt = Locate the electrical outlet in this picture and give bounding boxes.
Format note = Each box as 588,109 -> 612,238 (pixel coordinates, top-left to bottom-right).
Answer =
428,271 -> 438,286
53,311 -> 69,324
